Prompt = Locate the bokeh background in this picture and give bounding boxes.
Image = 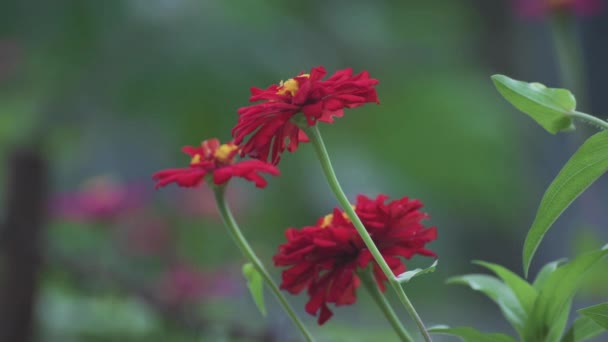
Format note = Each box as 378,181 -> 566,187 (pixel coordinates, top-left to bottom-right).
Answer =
1,1 -> 607,341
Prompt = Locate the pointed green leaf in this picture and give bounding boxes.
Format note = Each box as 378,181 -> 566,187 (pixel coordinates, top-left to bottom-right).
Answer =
396,260 -> 438,283
473,260 -> 537,315
242,263 -> 266,316
578,303 -> 608,330
524,246 -> 608,341
561,316 -> 605,342
523,131 -> 608,276
550,301 -> 573,342
532,259 -> 566,291
447,274 -> 527,334
428,326 -> 516,342
491,74 -> 575,134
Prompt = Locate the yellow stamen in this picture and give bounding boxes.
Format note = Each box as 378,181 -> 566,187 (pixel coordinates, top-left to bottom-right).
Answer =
320,213 -> 334,228
190,154 -> 202,164
213,143 -> 239,163
319,205 -> 356,228
276,74 -> 310,96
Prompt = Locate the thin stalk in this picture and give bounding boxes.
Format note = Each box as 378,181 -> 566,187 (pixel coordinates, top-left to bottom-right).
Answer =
549,12 -> 585,99
305,125 -> 432,342
549,11 -> 608,257
360,268 -> 414,342
569,111 -> 608,130
212,187 -> 315,342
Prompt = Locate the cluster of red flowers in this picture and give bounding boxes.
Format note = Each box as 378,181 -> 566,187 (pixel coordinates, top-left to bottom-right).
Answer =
273,194 -> 437,324
153,66 -> 437,326
154,66 -> 379,187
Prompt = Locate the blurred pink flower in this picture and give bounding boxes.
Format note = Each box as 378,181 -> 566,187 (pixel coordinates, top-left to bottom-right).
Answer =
176,185 -> 247,219
119,216 -> 172,256
53,176 -> 145,223
157,264 -> 239,306
514,0 -> 604,17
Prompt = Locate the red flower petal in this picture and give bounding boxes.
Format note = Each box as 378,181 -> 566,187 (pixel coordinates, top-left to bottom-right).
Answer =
153,138 -> 280,190
274,194 -> 437,325
152,168 -> 208,189
318,304 -> 333,325
233,66 -> 379,164
212,160 -> 280,188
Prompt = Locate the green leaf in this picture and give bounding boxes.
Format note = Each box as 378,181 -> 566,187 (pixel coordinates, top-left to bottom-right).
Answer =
523,131 -> 608,276
562,316 -> 606,342
524,246 -> 608,341
447,274 -> 527,334
396,260 -> 438,283
551,301 -> 574,342
491,74 -> 575,134
428,326 -> 516,342
533,259 -> 566,291
578,303 -> 608,330
473,260 -> 537,315
242,263 -> 266,316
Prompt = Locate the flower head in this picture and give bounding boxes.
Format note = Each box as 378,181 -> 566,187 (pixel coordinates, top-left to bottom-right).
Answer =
152,138 -> 279,189
233,66 -> 379,164
120,216 -> 172,256
157,264 -> 239,307
514,0 -> 604,17
273,194 -> 437,325
53,176 -> 144,222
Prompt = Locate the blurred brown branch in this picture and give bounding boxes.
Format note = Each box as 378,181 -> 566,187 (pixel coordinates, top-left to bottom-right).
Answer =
0,145 -> 49,342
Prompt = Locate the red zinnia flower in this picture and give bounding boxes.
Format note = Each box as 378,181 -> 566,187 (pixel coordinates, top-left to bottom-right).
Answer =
233,66 -> 379,164
514,0 -> 603,17
153,138 -> 279,189
273,194 -> 437,325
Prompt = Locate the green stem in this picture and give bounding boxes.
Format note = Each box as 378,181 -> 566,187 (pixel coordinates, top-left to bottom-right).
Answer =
360,268 -> 414,342
549,9 -> 603,134
305,125 -> 432,342
212,187 -> 315,342
549,12 -> 586,101
569,111 -> 608,131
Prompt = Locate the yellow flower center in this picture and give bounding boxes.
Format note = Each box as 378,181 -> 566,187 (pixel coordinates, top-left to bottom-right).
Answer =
320,213 -> 334,228
213,143 -> 239,164
190,154 -> 202,164
319,205 -> 356,228
276,74 -> 310,96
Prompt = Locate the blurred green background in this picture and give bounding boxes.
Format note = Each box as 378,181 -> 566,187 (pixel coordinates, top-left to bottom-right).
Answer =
1,1 -> 607,341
